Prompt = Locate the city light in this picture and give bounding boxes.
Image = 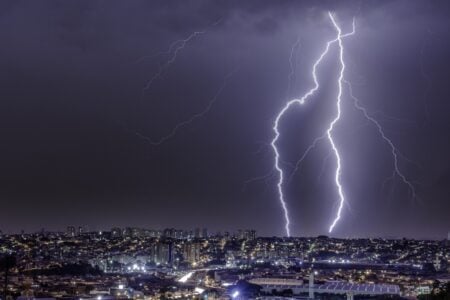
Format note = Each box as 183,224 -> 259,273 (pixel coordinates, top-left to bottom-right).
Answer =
178,271 -> 194,283
0,2 -> 444,300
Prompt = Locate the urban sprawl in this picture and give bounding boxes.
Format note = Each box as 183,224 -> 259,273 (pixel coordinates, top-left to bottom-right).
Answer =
0,228 -> 449,300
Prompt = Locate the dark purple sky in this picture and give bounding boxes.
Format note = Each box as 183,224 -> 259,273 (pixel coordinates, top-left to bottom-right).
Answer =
0,0 -> 449,238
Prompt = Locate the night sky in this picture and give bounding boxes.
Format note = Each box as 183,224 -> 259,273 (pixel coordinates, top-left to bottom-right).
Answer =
0,0 -> 449,238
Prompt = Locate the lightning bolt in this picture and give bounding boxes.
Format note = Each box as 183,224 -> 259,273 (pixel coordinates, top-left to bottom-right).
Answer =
134,34 -> 201,65
132,18 -> 231,145
286,36 -> 302,100
345,80 -> 417,199
274,13 -> 417,235
287,134 -> 326,185
136,68 -> 237,146
317,151 -> 333,183
242,170 -> 275,192
243,37 -> 301,193
142,30 -> 206,93
326,13 -> 352,233
271,13 -> 355,237
140,18 -> 223,94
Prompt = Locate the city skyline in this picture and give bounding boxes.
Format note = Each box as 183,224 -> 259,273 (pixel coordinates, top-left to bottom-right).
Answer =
0,228 -> 447,298
0,1 -> 449,238
1,226 -> 449,241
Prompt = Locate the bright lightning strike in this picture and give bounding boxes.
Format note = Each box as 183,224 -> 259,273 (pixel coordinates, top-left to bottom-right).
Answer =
271,12 -> 355,237
326,12 -> 353,233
